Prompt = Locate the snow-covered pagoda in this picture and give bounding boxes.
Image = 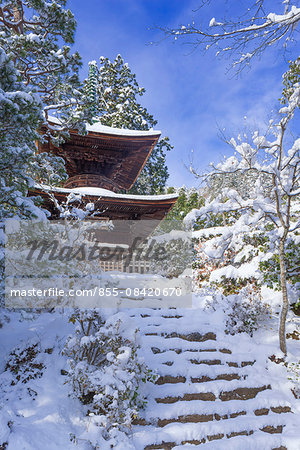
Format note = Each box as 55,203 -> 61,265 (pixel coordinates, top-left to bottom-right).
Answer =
34,118 -> 178,221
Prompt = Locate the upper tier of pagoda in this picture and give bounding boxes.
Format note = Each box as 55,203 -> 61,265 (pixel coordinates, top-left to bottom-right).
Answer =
38,117 -> 161,192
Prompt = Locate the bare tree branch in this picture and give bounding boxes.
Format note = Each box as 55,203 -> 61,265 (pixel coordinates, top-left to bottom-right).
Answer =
159,1 -> 300,70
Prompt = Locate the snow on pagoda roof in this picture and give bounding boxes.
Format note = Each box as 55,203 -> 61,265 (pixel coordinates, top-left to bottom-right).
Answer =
47,116 -> 161,138
36,184 -> 178,201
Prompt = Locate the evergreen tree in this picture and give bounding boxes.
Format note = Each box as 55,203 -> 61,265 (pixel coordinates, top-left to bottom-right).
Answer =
166,187 -> 204,221
87,61 -> 98,118
0,0 -> 91,218
91,54 -> 172,194
97,55 -> 155,130
0,48 -> 48,305
0,0 -> 91,138
0,48 -> 46,221
186,59 -> 300,354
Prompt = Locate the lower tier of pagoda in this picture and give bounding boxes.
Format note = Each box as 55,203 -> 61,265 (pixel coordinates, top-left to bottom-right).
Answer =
30,185 -> 178,221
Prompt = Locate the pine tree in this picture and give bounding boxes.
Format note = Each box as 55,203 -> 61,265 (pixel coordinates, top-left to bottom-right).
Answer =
0,48 -> 46,221
97,55 -> 155,130
91,54 -> 172,195
0,48 -> 48,305
0,0 -> 91,138
166,187 -> 204,221
0,1 -> 90,218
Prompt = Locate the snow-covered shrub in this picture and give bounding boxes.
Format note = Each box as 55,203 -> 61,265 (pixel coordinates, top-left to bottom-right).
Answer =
149,237 -> 194,278
287,360 -> 300,399
206,284 -> 270,336
64,310 -> 155,439
259,238 -> 300,291
5,342 -> 44,385
193,239 -> 237,292
292,301 -> 300,316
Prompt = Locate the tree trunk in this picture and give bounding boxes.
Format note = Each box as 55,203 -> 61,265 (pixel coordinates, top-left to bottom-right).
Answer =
278,237 -> 289,355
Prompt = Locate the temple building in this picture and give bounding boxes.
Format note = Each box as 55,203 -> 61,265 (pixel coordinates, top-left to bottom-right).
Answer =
34,117 -> 178,223
30,117 -> 178,273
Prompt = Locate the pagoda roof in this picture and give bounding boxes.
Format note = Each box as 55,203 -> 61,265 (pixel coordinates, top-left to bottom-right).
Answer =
32,184 -> 178,221
48,116 -> 161,137
50,185 -> 178,201
39,117 -> 161,192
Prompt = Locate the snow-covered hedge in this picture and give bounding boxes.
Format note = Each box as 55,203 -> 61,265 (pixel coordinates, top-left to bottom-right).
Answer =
63,310 -> 156,445
205,284 -> 271,336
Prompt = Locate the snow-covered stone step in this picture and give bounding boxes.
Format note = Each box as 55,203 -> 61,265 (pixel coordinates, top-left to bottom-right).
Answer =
131,308 -> 292,449
144,331 -> 217,342
148,349 -> 255,368
156,408 -> 291,429
130,308 -> 184,317
142,393 -> 291,423
152,359 -> 256,378
152,378 -> 253,398
155,385 -> 271,404
141,335 -> 240,354
172,429 -> 286,449
149,346 -> 231,355
155,384 -> 271,404
156,372 -> 247,386
150,351 -> 227,361
130,308 -> 200,320
140,322 -> 216,334
132,316 -> 184,326
132,413 -> 289,449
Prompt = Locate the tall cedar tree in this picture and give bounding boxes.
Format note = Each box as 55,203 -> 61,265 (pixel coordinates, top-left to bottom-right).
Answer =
91,55 -> 172,195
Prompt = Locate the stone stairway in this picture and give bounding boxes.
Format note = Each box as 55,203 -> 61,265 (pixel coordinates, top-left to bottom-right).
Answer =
130,309 -> 293,449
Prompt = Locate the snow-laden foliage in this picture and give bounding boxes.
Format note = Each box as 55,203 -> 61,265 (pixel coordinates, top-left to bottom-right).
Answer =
282,56 -> 300,105
0,47 -> 48,304
166,186 -> 204,221
86,54 -> 172,194
96,55 -> 156,131
148,233 -> 194,278
44,190 -> 96,221
64,310 -> 156,444
27,152 -> 68,187
205,285 -> 271,336
160,0 -> 300,71
0,0 -> 91,137
0,48 -> 46,221
286,359 -> 300,398
188,58 -> 300,354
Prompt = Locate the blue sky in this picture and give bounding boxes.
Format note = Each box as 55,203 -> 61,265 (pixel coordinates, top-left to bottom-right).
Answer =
71,0 -> 299,188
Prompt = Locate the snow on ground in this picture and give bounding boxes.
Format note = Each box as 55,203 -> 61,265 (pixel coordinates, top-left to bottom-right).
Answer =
0,283 -> 299,449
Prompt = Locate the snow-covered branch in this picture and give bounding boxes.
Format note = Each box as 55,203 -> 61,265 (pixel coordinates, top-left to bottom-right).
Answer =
159,1 -> 300,70
189,57 -> 299,354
